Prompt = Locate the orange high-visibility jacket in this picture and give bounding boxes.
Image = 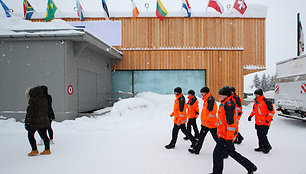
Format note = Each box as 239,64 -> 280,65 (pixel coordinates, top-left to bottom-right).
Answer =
250,95 -> 275,126
217,97 -> 239,141
201,92 -> 218,128
172,93 -> 188,125
187,96 -> 199,119
231,94 -> 243,120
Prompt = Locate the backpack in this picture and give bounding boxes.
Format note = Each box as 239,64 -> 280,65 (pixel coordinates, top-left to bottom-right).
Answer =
263,98 -> 275,115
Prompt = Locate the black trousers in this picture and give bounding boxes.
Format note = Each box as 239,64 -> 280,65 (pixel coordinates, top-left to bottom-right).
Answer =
213,138 -> 255,174
170,123 -> 196,145
194,125 -> 218,152
186,118 -> 200,138
255,125 -> 271,150
47,120 -> 54,140
28,128 -> 50,151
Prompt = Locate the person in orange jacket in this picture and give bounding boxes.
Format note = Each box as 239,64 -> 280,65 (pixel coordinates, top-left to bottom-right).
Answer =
188,87 -> 218,155
248,89 -> 275,154
165,87 -> 197,149
230,86 -> 244,144
183,90 -> 200,140
210,86 -> 257,174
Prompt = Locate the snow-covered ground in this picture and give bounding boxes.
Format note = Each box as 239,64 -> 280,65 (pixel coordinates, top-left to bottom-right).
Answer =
1,92 -> 306,174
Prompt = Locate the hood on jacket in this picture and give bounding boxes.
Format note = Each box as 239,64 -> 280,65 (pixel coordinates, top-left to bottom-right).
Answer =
29,86 -> 44,99
41,85 -> 48,97
25,88 -> 31,99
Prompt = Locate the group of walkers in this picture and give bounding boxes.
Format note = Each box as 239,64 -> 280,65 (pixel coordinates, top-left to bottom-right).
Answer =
25,85 -> 55,156
165,86 -> 275,174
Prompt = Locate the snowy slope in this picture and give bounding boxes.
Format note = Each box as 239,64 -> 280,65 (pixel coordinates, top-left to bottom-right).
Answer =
0,92 -> 306,174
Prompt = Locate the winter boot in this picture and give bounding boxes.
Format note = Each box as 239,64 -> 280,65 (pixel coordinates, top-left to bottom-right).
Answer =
183,136 -> 189,140
28,150 -> 39,156
40,150 -> 51,155
188,148 -> 199,155
254,147 -> 264,152
247,165 -> 257,174
165,143 -> 175,149
263,148 -> 270,154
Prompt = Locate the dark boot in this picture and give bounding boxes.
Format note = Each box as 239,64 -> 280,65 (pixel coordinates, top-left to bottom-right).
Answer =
247,165 -> 257,174
165,143 -> 175,149
263,148 -> 270,154
188,148 -> 199,155
254,147 -> 264,152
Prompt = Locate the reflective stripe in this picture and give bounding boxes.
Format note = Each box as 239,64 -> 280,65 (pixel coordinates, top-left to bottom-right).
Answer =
258,107 -> 262,115
268,113 -> 274,116
259,120 -> 262,123
215,123 -> 218,126
252,111 -> 256,114
209,114 -> 215,118
180,120 -> 187,124
218,117 -> 222,125
179,114 -> 185,117
237,108 -> 242,111
227,127 -> 236,131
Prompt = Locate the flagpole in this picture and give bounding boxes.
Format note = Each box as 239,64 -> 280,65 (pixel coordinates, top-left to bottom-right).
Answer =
298,13 -> 300,56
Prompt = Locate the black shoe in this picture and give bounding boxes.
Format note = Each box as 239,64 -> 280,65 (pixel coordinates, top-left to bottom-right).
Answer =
165,144 -> 175,149
254,147 -> 264,152
188,148 -> 199,155
190,141 -> 197,148
183,137 -> 189,140
263,148 -> 270,154
237,136 -> 244,144
247,165 -> 257,174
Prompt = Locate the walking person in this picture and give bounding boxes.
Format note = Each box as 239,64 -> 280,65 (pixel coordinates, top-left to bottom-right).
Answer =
183,90 -> 200,140
188,87 -> 218,155
165,87 -> 197,149
25,86 -> 51,156
210,86 -> 257,174
41,85 -> 55,144
248,89 -> 275,154
230,86 -> 244,144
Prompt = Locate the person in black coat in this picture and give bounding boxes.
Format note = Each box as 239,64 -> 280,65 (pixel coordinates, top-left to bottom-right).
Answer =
41,86 -> 55,143
25,86 -> 51,156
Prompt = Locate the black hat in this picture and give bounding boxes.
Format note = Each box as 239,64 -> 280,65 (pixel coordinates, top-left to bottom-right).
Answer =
218,86 -> 231,96
229,86 -> 236,93
254,89 -> 263,96
188,90 -> 195,95
200,87 -> 210,93
174,87 -> 182,94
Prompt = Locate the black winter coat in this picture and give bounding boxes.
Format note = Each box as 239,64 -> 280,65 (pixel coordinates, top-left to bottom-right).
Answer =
25,86 -> 50,130
45,94 -> 55,120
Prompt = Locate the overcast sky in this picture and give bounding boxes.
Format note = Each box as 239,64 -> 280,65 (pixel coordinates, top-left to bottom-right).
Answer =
1,0 -> 306,75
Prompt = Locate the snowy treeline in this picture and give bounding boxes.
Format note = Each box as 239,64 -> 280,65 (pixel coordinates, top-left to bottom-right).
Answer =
252,73 -> 276,92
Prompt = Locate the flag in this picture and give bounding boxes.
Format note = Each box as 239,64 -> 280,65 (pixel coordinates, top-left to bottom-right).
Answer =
131,0 -> 139,20
182,0 -> 191,17
46,0 -> 58,22
207,0 -> 224,14
156,0 -> 168,21
76,0 -> 84,21
23,0 -> 35,20
233,0 -> 247,15
0,0 -> 11,18
298,13 -> 304,56
101,0 -> 109,19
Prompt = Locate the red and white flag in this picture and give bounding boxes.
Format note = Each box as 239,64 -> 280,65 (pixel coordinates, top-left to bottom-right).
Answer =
207,0 -> 224,14
233,0 -> 247,15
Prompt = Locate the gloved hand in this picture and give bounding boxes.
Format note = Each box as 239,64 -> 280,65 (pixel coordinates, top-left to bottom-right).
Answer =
248,116 -> 252,121
238,112 -> 242,116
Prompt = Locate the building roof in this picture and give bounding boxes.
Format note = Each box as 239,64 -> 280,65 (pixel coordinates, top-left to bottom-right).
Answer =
0,17 -> 122,60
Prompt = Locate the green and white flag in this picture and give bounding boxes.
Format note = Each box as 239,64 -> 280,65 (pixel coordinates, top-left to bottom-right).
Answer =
46,0 -> 58,22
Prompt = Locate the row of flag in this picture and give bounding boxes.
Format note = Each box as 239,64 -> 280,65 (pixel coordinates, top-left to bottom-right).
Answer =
0,0 -> 248,22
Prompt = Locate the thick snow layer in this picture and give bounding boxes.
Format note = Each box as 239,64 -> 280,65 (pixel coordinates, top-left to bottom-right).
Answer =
1,92 -> 306,174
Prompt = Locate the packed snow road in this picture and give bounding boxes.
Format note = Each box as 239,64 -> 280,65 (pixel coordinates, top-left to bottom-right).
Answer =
0,92 -> 306,174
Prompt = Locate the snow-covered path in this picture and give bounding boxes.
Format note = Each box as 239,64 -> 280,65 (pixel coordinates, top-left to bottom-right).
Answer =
1,92 -> 306,174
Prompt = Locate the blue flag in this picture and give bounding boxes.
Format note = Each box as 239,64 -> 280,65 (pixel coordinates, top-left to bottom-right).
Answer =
101,0 -> 109,19
0,0 -> 11,18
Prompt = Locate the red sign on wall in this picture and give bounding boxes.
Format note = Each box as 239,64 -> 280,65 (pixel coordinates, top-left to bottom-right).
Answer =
67,85 -> 74,95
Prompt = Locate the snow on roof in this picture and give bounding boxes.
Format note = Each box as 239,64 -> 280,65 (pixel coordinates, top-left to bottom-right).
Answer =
244,64 -> 266,70
1,0 -> 268,19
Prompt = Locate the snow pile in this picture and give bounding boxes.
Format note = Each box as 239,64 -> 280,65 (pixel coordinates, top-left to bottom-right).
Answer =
0,16 -> 82,36
1,92 -> 306,174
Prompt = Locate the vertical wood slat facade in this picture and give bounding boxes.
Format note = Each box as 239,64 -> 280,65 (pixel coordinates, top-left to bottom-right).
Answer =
33,17 -> 265,99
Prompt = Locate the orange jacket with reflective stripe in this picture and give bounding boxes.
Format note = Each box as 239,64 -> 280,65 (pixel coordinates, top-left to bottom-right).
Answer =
187,96 -> 199,119
201,93 -> 218,128
250,95 -> 275,126
231,94 -> 243,120
172,93 -> 188,124
217,97 -> 239,141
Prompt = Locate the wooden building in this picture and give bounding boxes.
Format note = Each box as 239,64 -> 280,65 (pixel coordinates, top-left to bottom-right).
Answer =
33,16 -> 266,99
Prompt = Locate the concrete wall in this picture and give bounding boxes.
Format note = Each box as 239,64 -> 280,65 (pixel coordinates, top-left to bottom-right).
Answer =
0,40 -> 66,121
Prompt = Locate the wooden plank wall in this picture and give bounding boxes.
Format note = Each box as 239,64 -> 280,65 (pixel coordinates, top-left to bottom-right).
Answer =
32,17 -> 265,99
